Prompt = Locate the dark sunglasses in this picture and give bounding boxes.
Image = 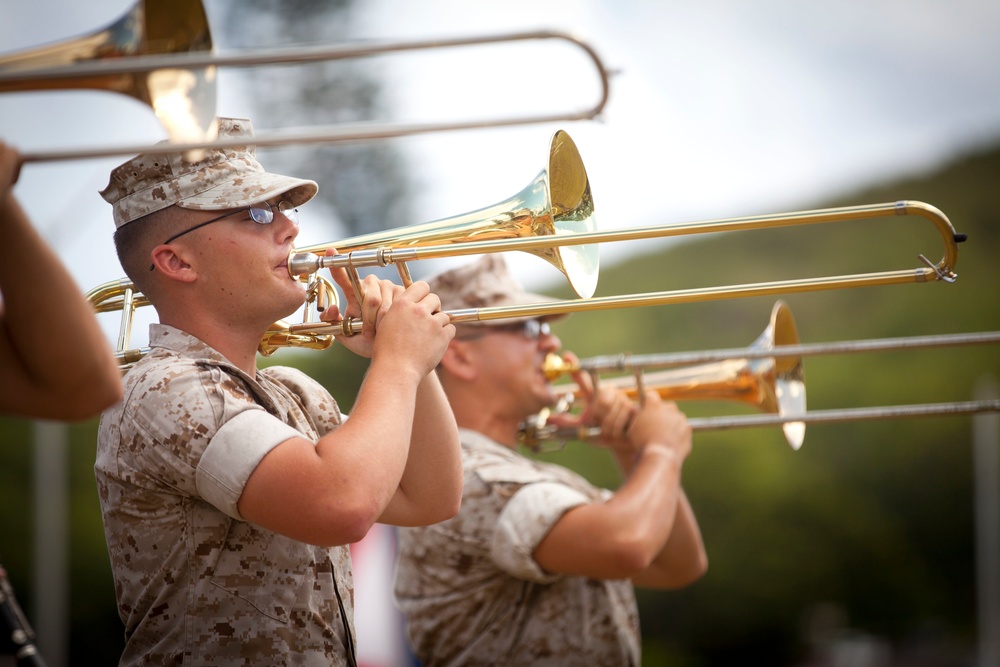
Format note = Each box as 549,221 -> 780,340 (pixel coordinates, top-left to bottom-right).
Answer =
456,319 -> 552,341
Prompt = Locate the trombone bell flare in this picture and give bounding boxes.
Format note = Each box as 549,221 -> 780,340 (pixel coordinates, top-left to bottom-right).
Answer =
763,301 -> 807,450
0,0 -> 218,145
289,129 -> 600,299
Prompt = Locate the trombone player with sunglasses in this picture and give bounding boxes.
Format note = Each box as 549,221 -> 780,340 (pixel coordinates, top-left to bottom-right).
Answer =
394,255 -> 707,666
94,117 -> 463,666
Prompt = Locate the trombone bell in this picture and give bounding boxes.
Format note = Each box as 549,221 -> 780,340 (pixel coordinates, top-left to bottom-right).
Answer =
643,300 -> 806,449
0,0 -> 217,144
761,301 -> 807,449
292,129 -> 600,299
536,301 -> 807,449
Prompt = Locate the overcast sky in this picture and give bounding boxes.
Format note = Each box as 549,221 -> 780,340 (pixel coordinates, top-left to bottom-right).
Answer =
3,0 -> 1000,341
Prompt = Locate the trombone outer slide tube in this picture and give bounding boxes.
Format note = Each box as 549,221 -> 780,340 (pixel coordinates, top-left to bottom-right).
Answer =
688,400 -> 1000,431
576,331 -> 1000,373
12,30 -> 612,163
548,400 -> 1000,442
289,200 -> 963,329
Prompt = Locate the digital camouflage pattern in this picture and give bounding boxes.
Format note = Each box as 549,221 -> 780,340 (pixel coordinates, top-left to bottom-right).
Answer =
99,117 -> 318,228
394,429 -> 640,666
96,324 -> 357,666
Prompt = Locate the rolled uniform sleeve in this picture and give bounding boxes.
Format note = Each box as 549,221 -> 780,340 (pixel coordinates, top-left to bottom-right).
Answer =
465,427 -> 614,583
395,430 -> 639,666
490,482 -> 590,582
97,324 -> 355,666
197,410 -> 303,519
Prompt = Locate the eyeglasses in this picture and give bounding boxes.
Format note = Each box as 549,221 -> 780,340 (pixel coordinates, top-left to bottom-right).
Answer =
457,319 -> 552,341
163,200 -> 298,245
149,200 -> 298,271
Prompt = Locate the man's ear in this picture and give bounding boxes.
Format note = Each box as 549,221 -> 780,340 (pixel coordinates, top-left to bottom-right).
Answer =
440,341 -> 478,382
149,244 -> 196,283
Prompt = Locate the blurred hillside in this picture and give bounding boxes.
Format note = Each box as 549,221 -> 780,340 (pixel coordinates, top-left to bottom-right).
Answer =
543,140 -> 1000,666
0,140 -> 998,666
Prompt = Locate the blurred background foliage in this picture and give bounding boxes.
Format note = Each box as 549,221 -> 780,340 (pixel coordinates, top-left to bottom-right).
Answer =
1,139 -> 997,665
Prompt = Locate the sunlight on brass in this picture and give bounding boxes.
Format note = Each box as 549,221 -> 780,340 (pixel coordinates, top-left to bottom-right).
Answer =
520,301 -> 807,450
1,0 -> 611,163
0,0 -> 217,146
283,199 -> 963,341
519,327 -> 1000,450
84,121 -> 967,372
288,129 -> 599,302
87,195 -> 965,369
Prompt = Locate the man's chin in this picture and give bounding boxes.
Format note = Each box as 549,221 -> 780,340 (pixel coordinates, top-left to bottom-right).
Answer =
535,386 -> 560,411
270,285 -> 309,321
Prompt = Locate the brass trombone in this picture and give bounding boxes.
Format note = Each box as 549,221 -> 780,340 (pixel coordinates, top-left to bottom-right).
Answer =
519,324 -> 1000,451
282,202 -> 964,342
85,129 -> 967,369
520,300 -> 808,450
87,128 -> 598,369
0,0 -> 611,162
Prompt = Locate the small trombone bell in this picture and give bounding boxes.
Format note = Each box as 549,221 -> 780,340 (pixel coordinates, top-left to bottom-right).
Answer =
529,301 -> 807,450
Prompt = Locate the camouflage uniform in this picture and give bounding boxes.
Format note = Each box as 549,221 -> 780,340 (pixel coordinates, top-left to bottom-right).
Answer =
394,428 -> 640,666
96,325 -> 357,666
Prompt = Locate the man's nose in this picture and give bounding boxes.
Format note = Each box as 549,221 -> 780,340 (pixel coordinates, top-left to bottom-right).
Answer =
539,331 -> 561,352
276,212 -> 299,243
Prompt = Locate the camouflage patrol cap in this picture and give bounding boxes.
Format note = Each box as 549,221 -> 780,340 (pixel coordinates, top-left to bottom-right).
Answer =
427,255 -> 566,326
100,117 -> 318,228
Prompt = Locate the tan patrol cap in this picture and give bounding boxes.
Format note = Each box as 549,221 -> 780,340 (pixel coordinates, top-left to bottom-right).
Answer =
100,117 -> 318,228
426,255 -> 566,326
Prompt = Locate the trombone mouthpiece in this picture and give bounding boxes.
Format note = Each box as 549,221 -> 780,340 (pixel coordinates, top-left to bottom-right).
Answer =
287,252 -> 322,278
541,353 -> 579,380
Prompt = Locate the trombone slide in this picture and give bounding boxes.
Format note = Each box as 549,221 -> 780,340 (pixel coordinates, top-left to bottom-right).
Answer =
284,199 -> 964,340
1,0 -> 611,164
521,400 -> 1000,450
